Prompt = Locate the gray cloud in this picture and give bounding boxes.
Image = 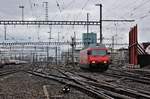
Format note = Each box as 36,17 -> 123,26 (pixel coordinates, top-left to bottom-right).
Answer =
0,0 -> 150,45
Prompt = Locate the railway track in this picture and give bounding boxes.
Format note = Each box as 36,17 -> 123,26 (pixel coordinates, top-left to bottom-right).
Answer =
0,69 -> 20,76
1,63 -> 150,99
23,68 -> 150,99
0,64 -> 30,77
58,69 -> 150,99
126,69 -> 150,77
24,70 -> 113,99
103,68 -> 150,85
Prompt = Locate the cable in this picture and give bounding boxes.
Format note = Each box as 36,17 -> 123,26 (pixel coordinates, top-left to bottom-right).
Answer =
61,0 -> 65,10
123,0 -> 150,18
132,0 -> 150,11
0,26 -> 19,42
63,0 -> 75,10
28,0 -> 34,18
138,10 -> 150,20
100,0 -> 142,33
56,0 -> 62,13
82,0 -> 90,10
103,0 -> 143,21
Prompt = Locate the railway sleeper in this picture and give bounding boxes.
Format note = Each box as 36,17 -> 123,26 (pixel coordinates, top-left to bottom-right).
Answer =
25,71 -> 114,99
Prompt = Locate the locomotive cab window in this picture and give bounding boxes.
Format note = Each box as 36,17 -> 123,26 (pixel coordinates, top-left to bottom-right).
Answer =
87,51 -> 91,55
91,50 -> 106,56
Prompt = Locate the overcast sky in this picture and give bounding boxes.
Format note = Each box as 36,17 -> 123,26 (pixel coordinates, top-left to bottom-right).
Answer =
0,0 -> 150,44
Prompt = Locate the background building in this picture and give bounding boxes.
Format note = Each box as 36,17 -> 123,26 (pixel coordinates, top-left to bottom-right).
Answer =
82,32 -> 97,48
61,48 -> 80,65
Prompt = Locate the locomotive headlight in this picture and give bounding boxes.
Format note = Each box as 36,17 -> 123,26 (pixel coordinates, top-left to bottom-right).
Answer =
92,61 -> 95,63
104,61 -> 107,63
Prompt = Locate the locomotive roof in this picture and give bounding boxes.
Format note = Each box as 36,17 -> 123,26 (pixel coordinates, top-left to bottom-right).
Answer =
88,44 -> 106,48
81,44 -> 107,52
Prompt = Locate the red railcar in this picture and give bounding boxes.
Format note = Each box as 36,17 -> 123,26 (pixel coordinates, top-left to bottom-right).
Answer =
80,45 -> 110,71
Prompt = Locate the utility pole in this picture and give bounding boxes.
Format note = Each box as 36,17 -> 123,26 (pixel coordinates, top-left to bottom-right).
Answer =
19,5 -> 24,21
58,32 -> 60,63
43,2 -> 48,21
48,25 -> 52,42
95,4 -> 102,44
34,46 -> 36,63
4,25 -> 7,40
21,45 -> 24,60
37,25 -> 40,41
74,32 -> 76,48
87,13 -> 89,46
55,47 -> 57,65
58,32 -> 60,42
87,13 -> 89,34
67,40 -> 70,65
71,36 -> 75,66
43,1 -> 49,64
46,46 -> 49,62
112,36 -> 115,53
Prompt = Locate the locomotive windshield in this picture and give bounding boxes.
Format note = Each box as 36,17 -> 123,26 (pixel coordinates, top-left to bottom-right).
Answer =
91,50 -> 106,56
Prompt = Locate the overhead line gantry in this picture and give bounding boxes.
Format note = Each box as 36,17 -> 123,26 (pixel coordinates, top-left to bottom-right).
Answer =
0,20 -> 134,25
0,4 -> 134,44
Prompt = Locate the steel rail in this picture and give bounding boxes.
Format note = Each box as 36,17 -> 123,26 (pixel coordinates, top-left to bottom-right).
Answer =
25,70 -> 113,99
0,70 -> 20,76
106,68 -> 150,85
56,68 -> 150,99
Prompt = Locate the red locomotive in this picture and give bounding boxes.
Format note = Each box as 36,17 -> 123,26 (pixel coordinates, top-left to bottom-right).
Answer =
79,44 -> 110,71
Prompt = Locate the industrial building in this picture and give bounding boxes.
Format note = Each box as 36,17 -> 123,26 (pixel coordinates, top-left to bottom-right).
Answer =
82,32 -> 97,48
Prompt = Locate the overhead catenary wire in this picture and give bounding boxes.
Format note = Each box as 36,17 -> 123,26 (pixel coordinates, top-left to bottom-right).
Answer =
102,0 -> 149,24
2,0 -> 150,43
102,0 -> 138,27
132,0 -> 150,11
63,0 -> 75,10
61,0 -> 65,10
120,0 -> 150,18
140,11 -> 150,20
0,26 -> 26,42
103,0 -> 140,18
28,0 -> 34,18
82,0 -> 90,10
56,0 -> 62,13
96,1 -> 141,39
